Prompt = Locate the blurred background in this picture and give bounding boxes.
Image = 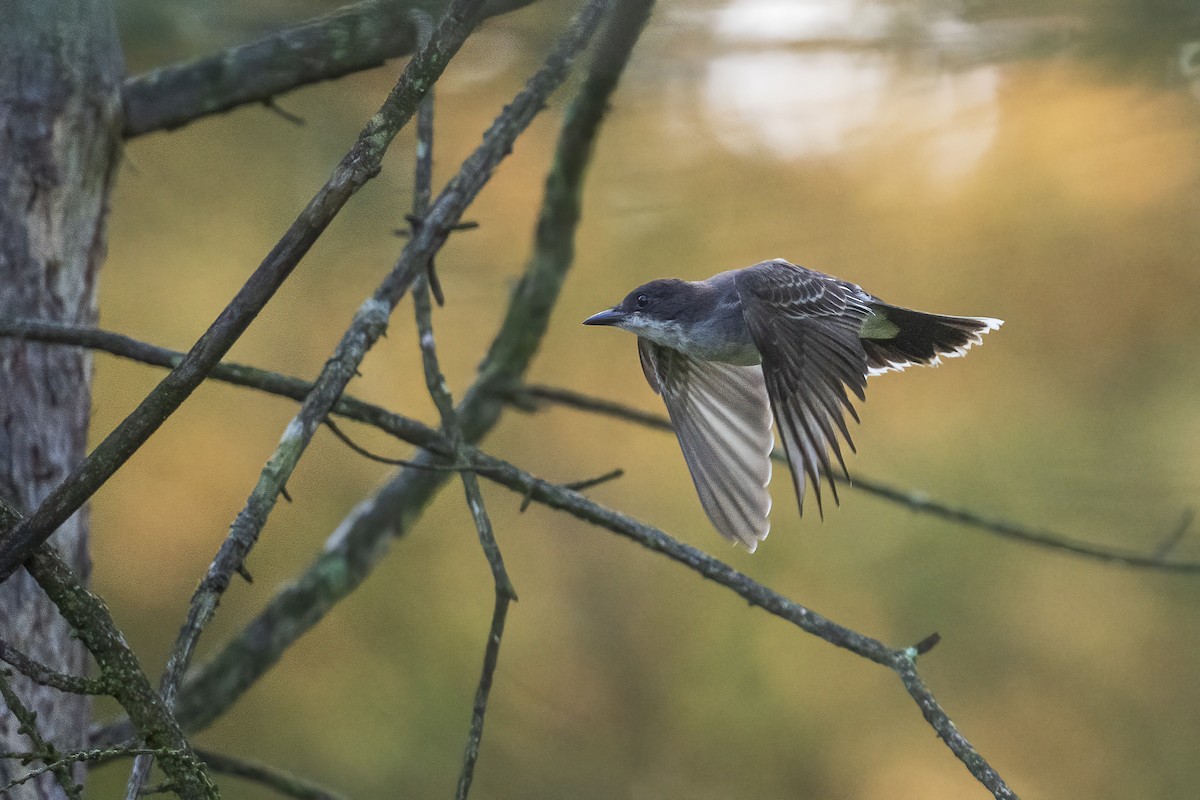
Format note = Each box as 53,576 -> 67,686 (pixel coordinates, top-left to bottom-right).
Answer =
92,0 -> 1200,796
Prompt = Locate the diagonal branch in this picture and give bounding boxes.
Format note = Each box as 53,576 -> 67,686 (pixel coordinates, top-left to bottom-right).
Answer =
413,277 -> 517,598
5,306 -> 1177,576
415,270 -> 515,798
15,301 -> 1193,567
79,355 -> 1017,796
504,383 -> 1200,572
88,0 -> 648,747
0,639 -> 106,697
0,667 -> 80,798
116,2 -> 611,791
3,323 -> 1194,798
406,42 -> 513,603
193,749 -> 347,800
118,5 -> 493,796
122,0 -> 538,138
45,324 -> 1019,795
1,746 -> 164,797
0,497 -> 214,799
454,594 -> 508,799
457,453 -> 1018,799
0,0 -> 491,585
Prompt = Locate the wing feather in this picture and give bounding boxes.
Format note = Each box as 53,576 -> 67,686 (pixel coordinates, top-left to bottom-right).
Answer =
734,260 -> 872,517
639,338 -> 774,550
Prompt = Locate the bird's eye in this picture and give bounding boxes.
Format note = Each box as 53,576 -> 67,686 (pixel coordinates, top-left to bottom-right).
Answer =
635,294 -> 650,309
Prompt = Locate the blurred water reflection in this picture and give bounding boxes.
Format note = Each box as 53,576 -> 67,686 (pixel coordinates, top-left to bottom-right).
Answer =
704,50 -> 997,180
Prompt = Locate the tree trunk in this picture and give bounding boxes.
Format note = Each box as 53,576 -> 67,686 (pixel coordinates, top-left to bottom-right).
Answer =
0,2 -> 123,796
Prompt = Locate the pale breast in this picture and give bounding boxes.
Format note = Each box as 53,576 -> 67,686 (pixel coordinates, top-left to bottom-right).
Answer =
683,296 -> 761,365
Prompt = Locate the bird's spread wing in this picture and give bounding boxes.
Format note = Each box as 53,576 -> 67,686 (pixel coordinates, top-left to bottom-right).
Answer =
734,261 -> 873,517
639,338 -> 774,550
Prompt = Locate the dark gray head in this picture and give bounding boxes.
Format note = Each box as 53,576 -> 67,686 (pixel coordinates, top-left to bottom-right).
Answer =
582,279 -> 694,330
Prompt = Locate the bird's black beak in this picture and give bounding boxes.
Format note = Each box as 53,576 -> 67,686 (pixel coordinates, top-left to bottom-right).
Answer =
582,308 -> 626,326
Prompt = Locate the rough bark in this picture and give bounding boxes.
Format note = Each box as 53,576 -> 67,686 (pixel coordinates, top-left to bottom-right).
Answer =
0,2 -> 124,797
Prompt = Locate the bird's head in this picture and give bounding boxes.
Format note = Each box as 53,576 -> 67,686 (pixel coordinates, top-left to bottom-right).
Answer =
582,279 -> 691,338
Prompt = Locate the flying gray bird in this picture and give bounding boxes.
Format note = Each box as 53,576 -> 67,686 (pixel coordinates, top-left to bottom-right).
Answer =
583,258 -> 1002,552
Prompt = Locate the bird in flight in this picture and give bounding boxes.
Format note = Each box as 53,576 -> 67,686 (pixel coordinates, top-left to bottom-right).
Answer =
583,258 -> 1001,551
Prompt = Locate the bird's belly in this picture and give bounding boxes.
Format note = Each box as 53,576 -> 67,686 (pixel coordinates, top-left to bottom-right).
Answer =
690,338 -> 762,365
677,325 -> 762,365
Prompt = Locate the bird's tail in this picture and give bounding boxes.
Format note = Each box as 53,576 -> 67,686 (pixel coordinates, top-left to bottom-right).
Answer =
861,303 -> 1002,374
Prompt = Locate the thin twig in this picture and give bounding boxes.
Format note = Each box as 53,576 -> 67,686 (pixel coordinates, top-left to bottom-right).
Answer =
394,219 -> 480,237
0,668 -> 80,798
260,98 -> 306,126
2,746 -> 157,795
0,0 -> 492,585
407,9 -> 446,306
564,467 -> 625,493
416,274 -> 515,796
507,383 -> 672,430
456,590 -> 510,800
519,467 -> 623,511
1154,507 -> 1195,559
414,279 -> 517,600
0,499 -> 214,799
195,748 -> 347,800
911,631 -> 942,656
409,68 -> 516,796
324,418 -> 462,470
0,638 -> 107,696
850,473 -> 1197,569
504,383 -> 1200,572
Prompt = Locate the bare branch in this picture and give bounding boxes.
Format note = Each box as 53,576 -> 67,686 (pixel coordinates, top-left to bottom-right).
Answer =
2,745 -> 156,795
85,0 -> 657,750
324,418 -> 460,469
890,655 -> 1014,799
117,5 -> 494,796
461,454 -> 1017,798
5,317 -> 1194,796
848,473 -> 1198,570
152,0 -> 603,708
413,274 -> 518,599
54,332 -> 1018,796
0,668 -> 80,798
194,749 -> 347,800
411,94 -> 517,793
506,383 -> 672,429
119,1 -> 608,792
455,593 -> 509,799
122,0 -> 538,137
504,383 -> 1200,573
0,0 -> 491,585
0,639 -> 106,696
0,500 -> 214,799
520,467 -> 624,510
31,553 -> 212,798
